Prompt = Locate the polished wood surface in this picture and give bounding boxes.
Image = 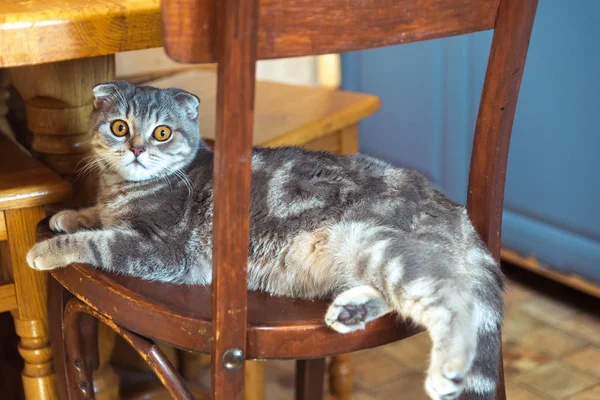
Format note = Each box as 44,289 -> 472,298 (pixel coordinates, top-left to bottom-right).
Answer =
467,0 -> 538,261
7,206 -> 58,400
465,1 -> 539,399
244,361 -> 265,400
162,0 -> 499,63
10,56 -> 114,209
0,133 -> 70,210
296,359 -> 325,400
0,283 -> 17,312
209,0 -> 258,398
0,134 -> 71,400
45,249 -> 419,359
328,354 -> 353,400
0,211 -> 7,241
149,70 -> 380,149
0,0 -> 499,68
0,0 -> 162,68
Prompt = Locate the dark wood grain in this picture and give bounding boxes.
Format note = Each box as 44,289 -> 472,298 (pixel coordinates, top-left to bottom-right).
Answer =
0,134 -> 71,210
295,359 -> 325,400
210,0 -> 259,399
48,277 -> 72,400
162,0 -> 499,63
45,252 -> 420,359
467,1 -> 539,399
467,0 -> 538,261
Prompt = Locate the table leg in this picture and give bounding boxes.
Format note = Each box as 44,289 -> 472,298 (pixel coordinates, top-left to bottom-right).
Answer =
245,361 -> 265,400
11,56 -> 114,209
11,55 -> 119,400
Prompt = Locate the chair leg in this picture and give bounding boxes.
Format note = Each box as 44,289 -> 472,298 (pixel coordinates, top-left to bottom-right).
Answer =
296,359 -> 325,400
6,207 -> 59,400
63,298 -> 195,400
48,275 -> 73,400
496,339 -> 507,400
63,301 -> 97,399
328,355 -> 353,400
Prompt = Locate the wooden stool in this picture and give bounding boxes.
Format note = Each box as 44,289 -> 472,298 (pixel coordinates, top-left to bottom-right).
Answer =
0,133 -> 70,400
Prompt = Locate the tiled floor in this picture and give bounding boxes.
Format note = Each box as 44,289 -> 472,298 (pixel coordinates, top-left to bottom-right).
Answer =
264,265 -> 600,399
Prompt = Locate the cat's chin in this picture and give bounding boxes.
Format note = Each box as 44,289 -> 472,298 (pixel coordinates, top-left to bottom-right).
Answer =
118,162 -> 159,182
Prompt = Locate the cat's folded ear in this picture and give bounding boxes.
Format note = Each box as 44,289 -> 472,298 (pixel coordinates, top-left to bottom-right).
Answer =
169,88 -> 200,120
92,81 -> 130,109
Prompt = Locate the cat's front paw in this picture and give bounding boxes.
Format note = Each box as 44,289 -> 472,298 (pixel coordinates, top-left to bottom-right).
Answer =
26,240 -> 70,271
49,210 -> 85,233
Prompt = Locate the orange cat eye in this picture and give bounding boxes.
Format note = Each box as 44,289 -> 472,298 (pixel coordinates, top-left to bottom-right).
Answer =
110,120 -> 129,137
153,125 -> 172,142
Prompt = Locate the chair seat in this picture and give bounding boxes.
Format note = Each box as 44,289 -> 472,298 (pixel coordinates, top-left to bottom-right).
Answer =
40,220 -> 421,359
0,133 -> 71,210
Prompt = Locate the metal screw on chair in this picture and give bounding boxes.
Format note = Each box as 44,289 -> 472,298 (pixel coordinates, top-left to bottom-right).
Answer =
222,348 -> 244,370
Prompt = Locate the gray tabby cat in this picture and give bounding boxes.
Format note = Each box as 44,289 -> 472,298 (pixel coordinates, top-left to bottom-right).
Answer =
27,82 -> 503,400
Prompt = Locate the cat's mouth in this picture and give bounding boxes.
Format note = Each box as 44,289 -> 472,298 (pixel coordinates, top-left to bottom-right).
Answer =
129,160 -> 147,169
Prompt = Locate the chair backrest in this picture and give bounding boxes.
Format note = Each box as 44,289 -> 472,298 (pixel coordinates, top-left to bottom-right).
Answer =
160,1 -> 538,399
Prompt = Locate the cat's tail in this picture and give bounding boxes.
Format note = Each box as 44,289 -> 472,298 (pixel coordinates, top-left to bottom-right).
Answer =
399,270 -> 504,400
394,244 -> 504,400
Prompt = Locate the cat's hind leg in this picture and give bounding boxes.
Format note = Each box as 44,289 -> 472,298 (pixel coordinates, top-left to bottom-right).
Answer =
325,285 -> 392,333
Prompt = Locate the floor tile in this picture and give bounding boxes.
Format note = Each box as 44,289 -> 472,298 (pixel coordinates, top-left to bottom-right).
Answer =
502,308 -> 546,341
504,279 -> 537,308
558,312 -> 600,345
519,326 -> 588,357
519,295 -> 579,325
568,385 -> 600,400
349,391 -> 379,400
563,346 -> 600,378
352,349 -> 408,388
265,381 -> 293,400
505,381 -> 547,400
368,370 -> 429,400
502,340 -> 554,375
378,332 -> 432,371
517,362 -> 597,399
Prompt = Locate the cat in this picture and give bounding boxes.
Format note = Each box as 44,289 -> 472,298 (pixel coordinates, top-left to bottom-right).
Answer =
27,81 -> 504,400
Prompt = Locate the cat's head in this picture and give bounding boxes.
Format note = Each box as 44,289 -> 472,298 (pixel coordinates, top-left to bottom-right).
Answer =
88,81 -> 202,182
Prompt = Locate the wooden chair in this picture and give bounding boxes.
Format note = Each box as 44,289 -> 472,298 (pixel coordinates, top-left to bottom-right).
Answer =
109,68 -> 380,399
44,0 -> 538,399
0,132 -> 71,400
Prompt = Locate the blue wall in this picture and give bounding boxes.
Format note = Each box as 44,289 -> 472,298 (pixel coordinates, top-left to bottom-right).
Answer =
341,0 -> 600,284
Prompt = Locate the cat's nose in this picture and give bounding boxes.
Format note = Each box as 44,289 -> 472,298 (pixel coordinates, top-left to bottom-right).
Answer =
130,146 -> 146,157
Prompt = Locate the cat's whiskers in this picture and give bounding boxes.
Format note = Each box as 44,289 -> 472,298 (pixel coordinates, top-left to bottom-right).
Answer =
163,163 -> 194,199
77,155 -> 109,178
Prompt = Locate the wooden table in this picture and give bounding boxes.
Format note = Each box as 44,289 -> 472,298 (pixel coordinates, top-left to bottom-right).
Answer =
0,2 -> 379,399
1,5 -> 160,394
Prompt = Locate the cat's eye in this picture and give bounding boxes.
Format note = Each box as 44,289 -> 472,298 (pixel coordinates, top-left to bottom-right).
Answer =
153,125 -> 172,142
110,120 -> 129,137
